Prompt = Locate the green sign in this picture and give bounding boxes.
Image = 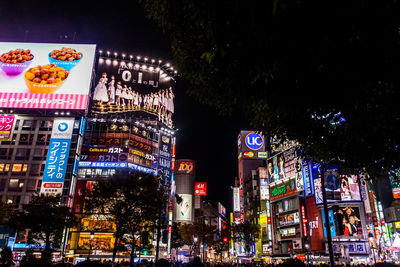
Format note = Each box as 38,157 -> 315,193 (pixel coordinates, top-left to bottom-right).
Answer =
270,179 -> 297,200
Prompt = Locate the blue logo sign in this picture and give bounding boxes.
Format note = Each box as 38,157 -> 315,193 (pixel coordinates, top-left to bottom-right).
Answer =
58,122 -> 68,132
245,132 -> 264,150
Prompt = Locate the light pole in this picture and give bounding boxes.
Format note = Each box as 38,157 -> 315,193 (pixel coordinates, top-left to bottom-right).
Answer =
87,231 -> 94,261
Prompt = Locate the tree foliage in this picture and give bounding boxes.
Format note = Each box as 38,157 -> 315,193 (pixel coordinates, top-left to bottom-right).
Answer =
84,170 -> 167,262
11,194 -> 76,260
141,0 -> 400,178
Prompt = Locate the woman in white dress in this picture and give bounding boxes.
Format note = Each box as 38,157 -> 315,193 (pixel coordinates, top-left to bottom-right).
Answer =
162,89 -> 168,118
127,87 -> 133,108
121,85 -> 129,107
152,92 -> 158,112
93,73 -> 109,104
133,91 -> 139,109
115,81 -> 122,106
138,94 -> 142,110
108,76 -> 115,104
167,88 -> 175,122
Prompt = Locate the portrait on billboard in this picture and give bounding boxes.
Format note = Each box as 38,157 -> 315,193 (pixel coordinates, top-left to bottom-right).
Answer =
335,206 -> 363,237
0,42 -> 96,110
92,58 -> 175,127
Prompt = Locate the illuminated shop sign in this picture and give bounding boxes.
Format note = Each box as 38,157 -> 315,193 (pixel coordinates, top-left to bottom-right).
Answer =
327,242 -> 368,255
269,179 -> 297,201
245,132 -> 264,151
0,116 -> 15,141
195,182 -> 207,196
301,206 -> 307,237
218,202 -> 226,217
177,161 -> 194,174
78,161 -> 157,175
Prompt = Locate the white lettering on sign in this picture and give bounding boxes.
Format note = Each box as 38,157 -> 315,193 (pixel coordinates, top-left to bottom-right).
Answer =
309,217 -> 319,236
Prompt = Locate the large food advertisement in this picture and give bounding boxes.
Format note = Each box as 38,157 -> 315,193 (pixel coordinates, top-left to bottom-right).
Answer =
0,42 -> 96,110
93,55 -> 175,127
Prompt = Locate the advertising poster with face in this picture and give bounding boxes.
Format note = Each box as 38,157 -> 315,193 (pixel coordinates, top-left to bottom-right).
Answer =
175,194 -> 193,221
340,175 -> 361,202
335,206 -> 363,237
0,42 -> 95,110
93,56 -> 175,127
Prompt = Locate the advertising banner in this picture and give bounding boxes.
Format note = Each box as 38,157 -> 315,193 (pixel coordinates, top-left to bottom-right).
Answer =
327,242 -> 368,255
40,118 -> 74,195
334,206 -> 363,237
233,187 -> 241,212
93,56 -> 175,127
175,194 -> 192,221
194,182 -> 207,196
0,42 -> 95,110
0,116 -> 15,141
218,202 -> 226,217
306,197 -> 323,251
238,131 -> 266,159
259,167 -> 269,200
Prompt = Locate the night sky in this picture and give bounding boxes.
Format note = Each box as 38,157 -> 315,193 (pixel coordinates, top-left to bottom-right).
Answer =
0,1 -> 252,211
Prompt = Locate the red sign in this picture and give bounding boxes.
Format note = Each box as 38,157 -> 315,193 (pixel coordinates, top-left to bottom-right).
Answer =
195,182 -> 207,196
306,197 -> 323,251
301,206 -> 307,237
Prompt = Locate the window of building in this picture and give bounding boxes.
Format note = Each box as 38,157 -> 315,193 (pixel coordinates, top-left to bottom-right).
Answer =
0,179 -> 5,191
39,120 -> 53,130
22,120 -> 36,130
0,163 -> 10,175
0,148 -> 12,160
11,164 -> 28,174
19,134 -> 34,144
36,134 -> 49,145
15,148 -> 30,160
14,119 -> 20,130
26,179 -> 37,191
29,164 -> 41,175
8,178 -> 19,189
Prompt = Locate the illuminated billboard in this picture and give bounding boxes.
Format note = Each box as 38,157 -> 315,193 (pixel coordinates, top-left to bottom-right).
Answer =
233,187 -> 240,212
40,118 -> 74,195
0,116 -> 15,141
0,42 -> 96,110
175,194 -> 193,221
92,55 -> 175,127
194,182 -> 207,196
218,202 -> 226,217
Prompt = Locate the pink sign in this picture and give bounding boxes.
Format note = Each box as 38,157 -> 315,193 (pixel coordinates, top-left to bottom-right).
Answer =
0,115 -> 15,141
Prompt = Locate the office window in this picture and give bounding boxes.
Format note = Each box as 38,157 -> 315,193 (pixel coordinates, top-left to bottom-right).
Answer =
36,134 -> 49,145
22,120 -> 36,130
39,120 -> 53,130
8,178 -> 19,189
0,164 -> 10,175
14,119 -> 20,130
0,148 -> 12,160
19,134 -> 33,144
26,179 -> 37,191
30,164 -> 41,175
0,179 -> 5,191
11,164 -> 28,174
15,148 -> 30,160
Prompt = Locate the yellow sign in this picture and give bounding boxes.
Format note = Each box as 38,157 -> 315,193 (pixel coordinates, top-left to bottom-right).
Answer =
395,222 -> 400,228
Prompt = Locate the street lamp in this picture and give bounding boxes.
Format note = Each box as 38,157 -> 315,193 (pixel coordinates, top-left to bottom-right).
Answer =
369,233 -> 377,265
87,231 -> 94,261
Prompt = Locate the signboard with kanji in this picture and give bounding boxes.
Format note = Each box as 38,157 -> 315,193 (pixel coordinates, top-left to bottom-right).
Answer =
40,118 -> 74,195
0,116 -> 15,141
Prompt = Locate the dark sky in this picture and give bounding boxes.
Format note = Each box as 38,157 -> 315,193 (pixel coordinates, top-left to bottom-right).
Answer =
0,1 -> 251,211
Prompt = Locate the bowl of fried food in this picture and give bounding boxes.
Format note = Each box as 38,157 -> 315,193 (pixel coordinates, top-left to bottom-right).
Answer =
48,47 -> 83,71
0,49 -> 34,75
24,64 -> 69,94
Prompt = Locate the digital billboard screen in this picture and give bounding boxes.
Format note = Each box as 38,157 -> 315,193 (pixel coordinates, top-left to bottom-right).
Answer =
0,42 -> 96,110
92,55 -> 175,127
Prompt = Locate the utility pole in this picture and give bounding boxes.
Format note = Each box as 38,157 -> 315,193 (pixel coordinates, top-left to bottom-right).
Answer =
320,163 -> 335,267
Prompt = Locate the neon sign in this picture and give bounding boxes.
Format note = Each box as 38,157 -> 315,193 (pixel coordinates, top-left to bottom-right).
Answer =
270,179 -> 297,200
178,161 -> 194,174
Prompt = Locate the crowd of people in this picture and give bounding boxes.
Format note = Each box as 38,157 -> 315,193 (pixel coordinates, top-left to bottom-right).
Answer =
92,73 -> 175,126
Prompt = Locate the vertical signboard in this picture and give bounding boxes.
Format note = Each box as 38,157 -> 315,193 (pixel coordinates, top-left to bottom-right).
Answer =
40,118 -> 74,195
158,134 -> 172,182
259,167 -> 269,200
0,116 -> 15,141
233,187 -> 241,212
218,202 -> 226,217
306,197 -> 323,251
